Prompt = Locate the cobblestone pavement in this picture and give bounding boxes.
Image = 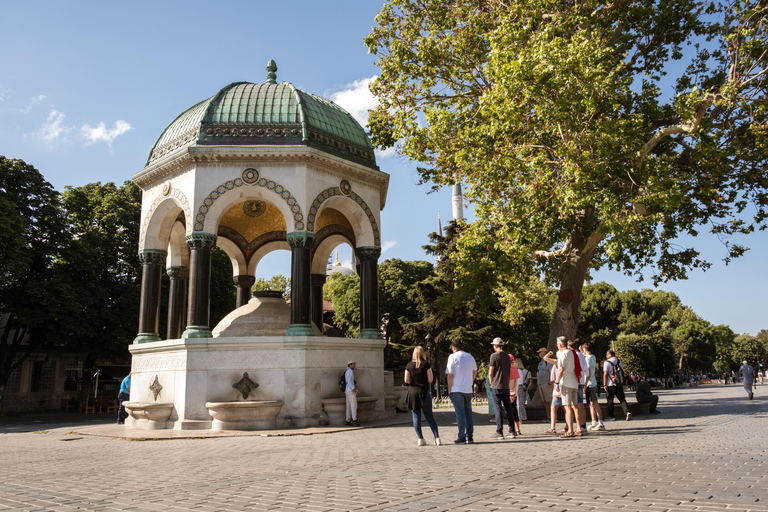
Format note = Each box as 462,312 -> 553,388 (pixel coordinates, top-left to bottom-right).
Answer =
0,384 -> 766,512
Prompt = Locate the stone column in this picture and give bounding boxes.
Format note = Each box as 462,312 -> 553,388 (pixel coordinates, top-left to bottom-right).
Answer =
135,249 -> 167,344
234,275 -> 255,308
166,266 -> 189,340
182,232 -> 217,339
356,246 -> 382,339
286,231 -> 316,336
310,273 -> 326,333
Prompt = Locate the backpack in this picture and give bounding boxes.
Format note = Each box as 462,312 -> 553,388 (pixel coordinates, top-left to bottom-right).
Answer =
339,370 -> 347,392
609,359 -> 626,386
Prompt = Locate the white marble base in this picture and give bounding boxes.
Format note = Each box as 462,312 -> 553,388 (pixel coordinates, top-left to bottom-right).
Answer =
123,402 -> 174,430
206,401 -> 283,431
320,396 -> 377,425
128,336 -> 392,430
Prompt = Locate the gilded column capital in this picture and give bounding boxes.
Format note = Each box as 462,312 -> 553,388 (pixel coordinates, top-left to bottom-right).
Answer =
166,266 -> 190,280
138,249 -> 168,266
355,246 -> 381,262
186,231 -> 217,250
286,230 -> 316,249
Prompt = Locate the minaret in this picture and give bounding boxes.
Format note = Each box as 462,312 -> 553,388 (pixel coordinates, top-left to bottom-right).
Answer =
451,184 -> 464,221
436,212 -> 446,264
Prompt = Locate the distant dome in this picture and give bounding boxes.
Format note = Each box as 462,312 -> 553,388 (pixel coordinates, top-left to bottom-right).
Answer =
147,60 -> 376,169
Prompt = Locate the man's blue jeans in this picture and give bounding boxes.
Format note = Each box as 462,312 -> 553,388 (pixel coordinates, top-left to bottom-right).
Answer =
450,392 -> 473,440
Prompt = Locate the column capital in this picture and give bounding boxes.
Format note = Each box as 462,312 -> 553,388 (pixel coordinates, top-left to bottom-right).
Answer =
138,249 -> 167,266
355,246 -> 381,262
286,230 -> 316,249
166,266 -> 189,279
186,231 -> 217,250
310,273 -> 327,287
234,275 -> 256,288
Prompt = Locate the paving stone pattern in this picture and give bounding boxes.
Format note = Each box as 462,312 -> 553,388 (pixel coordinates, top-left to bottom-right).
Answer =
0,384 -> 766,511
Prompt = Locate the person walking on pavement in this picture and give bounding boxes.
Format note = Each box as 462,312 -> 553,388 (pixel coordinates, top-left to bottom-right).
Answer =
489,338 -> 518,439
536,347 -> 554,423
603,350 -> 632,421
580,343 -> 605,431
344,361 -> 360,426
405,346 -> 441,446
555,336 -> 583,437
739,360 -> 756,400
446,339 -> 477,444
117,372 -> 131,424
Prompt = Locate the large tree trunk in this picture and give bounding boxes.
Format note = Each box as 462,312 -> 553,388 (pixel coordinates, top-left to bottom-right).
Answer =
546,218 -> 602,352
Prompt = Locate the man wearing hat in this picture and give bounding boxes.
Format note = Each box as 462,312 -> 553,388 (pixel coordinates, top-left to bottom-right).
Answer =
739,360 -> 756,400
344,361 -> 360,426
488,337 -> 518,439
536,347 -> 554,423
446,339 -> 477,444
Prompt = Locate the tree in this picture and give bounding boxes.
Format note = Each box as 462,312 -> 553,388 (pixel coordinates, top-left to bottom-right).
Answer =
252,274 -> 290,300
367,0 -> 768,350
0,157 -> 66,389
323,272 -> 361,337
378,258 -> 435,346
732,333 -> 767,367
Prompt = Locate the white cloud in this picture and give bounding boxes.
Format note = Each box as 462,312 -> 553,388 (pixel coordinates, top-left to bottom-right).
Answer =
20,94 -> 47,113
381,240 -> 398,253
34,110 -> 70,141
330,76 -> 378,128
81,120 -> 132,145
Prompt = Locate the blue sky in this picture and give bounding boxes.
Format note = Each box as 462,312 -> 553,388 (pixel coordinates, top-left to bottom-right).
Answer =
1,1 -> 765,336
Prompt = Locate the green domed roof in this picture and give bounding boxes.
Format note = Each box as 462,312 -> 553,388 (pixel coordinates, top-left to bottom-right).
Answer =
147,66 -> 376,169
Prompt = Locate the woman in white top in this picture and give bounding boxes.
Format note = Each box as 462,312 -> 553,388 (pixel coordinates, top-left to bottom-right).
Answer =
514,357 -> 530,423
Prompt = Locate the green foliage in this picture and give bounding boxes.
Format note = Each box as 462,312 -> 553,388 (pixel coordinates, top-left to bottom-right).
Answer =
209,247 -> 236,328
323,272 -> 360,338
252,274 -> 290,301
379,258 -> 435,345
367,0 -> 768,347
732,333 -> 768,366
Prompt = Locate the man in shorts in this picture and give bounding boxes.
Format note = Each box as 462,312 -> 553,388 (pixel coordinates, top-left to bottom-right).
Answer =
555,336 -> 583,437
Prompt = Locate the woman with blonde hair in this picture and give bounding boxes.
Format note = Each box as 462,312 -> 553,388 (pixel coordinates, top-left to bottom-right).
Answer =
513,356 -> 530,430
405,346 -> 441,446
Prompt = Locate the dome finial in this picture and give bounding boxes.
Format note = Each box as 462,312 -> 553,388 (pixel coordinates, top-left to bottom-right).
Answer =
266,59 -> 278,84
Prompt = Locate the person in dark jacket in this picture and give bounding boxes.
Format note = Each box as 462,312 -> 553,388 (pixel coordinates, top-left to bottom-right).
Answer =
636,378 -> 660,413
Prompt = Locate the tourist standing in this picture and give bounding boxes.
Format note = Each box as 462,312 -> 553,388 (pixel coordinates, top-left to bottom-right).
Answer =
739,360 -> 756,400
446,339 -> 477,444
405,346 -> 441,446
555,336 -> 583,437
603,350 -> 632,421
568,339 -> 589,432
488,338 -> 517,439
514,357 -> 530,424
636,377 -> 660,413
117,372 -> 131,425
580,343 -> 605,431
344,361 -> 360,426
536,347 -> 554,423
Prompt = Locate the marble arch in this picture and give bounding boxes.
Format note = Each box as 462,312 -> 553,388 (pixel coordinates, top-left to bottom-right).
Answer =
140,190 -> 192,251
307,186 -> 380,248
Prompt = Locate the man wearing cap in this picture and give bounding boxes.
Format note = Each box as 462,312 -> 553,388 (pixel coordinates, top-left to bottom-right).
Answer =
446,339 -> 477,444
344,361 -> 360,426
536,347 -> 554,423
739,360 -> 756,400
488,337 -> 517,439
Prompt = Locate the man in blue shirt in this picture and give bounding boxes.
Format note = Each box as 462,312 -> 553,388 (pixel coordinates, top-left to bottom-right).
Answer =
117,373 -> 131,424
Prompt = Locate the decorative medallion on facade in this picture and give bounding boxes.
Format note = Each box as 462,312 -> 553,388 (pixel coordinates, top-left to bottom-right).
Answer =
194,176 -> 304,231
232,372 -> 259,400
339,180 -> 352,196
140,188 -> 193,250
162,181 -> 171,196
150,375 -> 163,401
243,200 -> 266,218
306,187 -> 380,247
242,168 -> 259,184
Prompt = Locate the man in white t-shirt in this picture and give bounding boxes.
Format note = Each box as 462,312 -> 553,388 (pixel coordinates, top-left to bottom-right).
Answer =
446,339 -> 478,444
554,336 -> 582,437
344,361 -> 360,426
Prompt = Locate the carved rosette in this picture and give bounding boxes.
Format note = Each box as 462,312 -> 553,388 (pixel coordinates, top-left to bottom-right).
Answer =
166,266 -> 190,279
286,230 -> 316,249
138,249 -> 168,266
185,232 -> 217,250
355,246 -> 381,263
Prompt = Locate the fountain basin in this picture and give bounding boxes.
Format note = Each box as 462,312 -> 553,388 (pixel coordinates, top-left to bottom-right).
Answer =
320,396 -> 377,425
123,402 -> 174,430
205,400 -> 284,431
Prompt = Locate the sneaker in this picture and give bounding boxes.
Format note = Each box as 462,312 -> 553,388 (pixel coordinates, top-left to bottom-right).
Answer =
507,430 -> 517,438
489,418 -> 496,423
541,418 -> 551,423
454,438 -> 467,445
651,410 -> 661,414
116,421 -> 124,425
417,439 -> 426,447
626,412 -> 632,421
749,393 -> 754,400
595,425 -> 606,431
466,436 -> 474,444
344,421 -> 353,425
587,425 -> 598,431
605,417 -> 616,421
353,420 -> 361,427
490,432 -> 505,440
435,438 -> 442,446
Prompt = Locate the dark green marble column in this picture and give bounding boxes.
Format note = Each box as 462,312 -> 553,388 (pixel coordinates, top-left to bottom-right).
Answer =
166,266 -> 189,340
310,273 -> 327,333
182,232 -> 217,339
135,249 -> 167,344
234,275 -> 255,308
356,246 -> 382,339
286,231 -> 315,336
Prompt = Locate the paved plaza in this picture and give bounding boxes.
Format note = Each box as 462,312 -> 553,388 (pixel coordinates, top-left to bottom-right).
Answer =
0,384 -> 766,512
